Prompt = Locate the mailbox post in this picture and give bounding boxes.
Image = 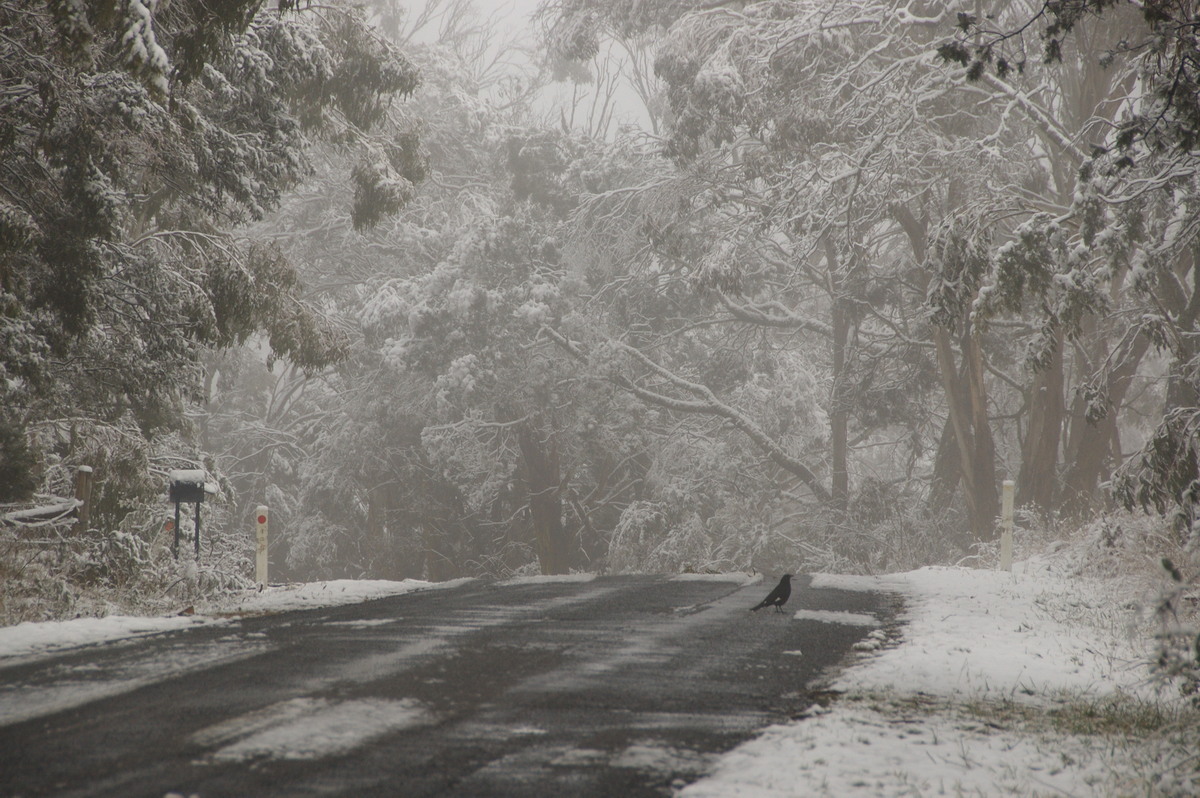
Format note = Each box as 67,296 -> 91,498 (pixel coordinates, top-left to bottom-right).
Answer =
168,469 -> 209,559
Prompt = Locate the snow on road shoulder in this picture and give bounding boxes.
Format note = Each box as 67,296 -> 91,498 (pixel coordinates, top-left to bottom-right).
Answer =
792,609 -> 879,627
495,573 -> 598,587
205,577 -> 473,616
818,563 -> 1149,700
670,572 -> 762,586
680,560 -> 1176,798
680,697 -> 1135,798
0,578 -> 470,662
0,614 -> 217,661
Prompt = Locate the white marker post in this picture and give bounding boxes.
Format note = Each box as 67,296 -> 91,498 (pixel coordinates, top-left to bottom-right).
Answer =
255,505 -> 269,588
1000,480 -> 1014,572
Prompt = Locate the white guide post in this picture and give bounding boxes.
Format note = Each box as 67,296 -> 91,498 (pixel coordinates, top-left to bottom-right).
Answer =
255,505 -> 269,587
1000,480 -> 1014,572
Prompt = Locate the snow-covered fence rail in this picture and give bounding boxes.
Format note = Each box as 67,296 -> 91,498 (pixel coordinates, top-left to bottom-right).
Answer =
1,499 -> 81,527
0,466 -> 93,533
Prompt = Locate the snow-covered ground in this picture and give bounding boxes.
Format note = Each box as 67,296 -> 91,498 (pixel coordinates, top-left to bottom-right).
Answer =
0,613 -> 215,661
495,573 -> 598,586
681,557 -> 1197,798
0,578 -> 467,661
1,561 -> 1194,795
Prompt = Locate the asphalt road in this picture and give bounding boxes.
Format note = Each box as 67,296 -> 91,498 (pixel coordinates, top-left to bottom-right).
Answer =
0,575 -> 899,797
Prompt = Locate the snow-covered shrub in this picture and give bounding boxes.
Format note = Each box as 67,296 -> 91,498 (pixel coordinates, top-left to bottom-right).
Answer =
0,505 -> 251,624
999,509 -> 1200,705
749,481 -> 971,578
849,485 -> 971,573
0,526 -> 70,622
1151,559 -> 1200,704
0,417 -> 256,624
286,515 -> 346,579
463,540 -> 539,579
0,412 -> 40,502
608,501 -> 719,573
72,529 -> 150,588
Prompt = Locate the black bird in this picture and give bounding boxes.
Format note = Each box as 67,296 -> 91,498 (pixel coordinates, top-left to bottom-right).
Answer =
750,574 -> 793,613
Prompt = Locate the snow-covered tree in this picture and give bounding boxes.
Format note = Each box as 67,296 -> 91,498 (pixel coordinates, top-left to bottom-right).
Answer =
207,22 -> 668,578
939,1 -> 1200,533
540,0 -> 1199,550
536,1 -> 1024,543
0,0 -> 421,607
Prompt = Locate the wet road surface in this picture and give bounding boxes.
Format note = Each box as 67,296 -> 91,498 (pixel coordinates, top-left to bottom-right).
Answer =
0,574 -> 899,797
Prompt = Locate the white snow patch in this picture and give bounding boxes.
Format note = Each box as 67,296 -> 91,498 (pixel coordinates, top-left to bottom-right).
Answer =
323,619 -> 398,629
508,725 -> 548,736
792,609 -> 879,627
679,702 -> 1120,798
828,565 -> 1147,700
670,572 -> 763,585
613,741 -> 714,774
681,560 -> 1168,798
202,697 -> 429,762
192,697 -> 327,748
495,573 -> 597,586
550,748 -> 608,767
209,578 -> 473,615
0,614 -> 217,661
809,572 -> 907,592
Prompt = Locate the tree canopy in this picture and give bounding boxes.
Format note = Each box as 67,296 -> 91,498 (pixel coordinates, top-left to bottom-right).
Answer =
5,0 -> 1200,607
0,0 -> 421,503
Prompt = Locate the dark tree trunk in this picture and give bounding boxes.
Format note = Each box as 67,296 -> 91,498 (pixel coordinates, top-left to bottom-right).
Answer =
963,327 -> 999,538
1062,333 -> 1148,518
367,484 -> 385,543
825,237 -> 850,512
935,325 -> 999,540
928,419 -> 961,514
830,297 -> 850,512
517,421 -> 572,575
1017,333 -> 1064,511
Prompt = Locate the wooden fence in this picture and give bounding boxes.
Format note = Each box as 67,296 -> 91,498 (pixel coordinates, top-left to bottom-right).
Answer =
0,465 -> 93,534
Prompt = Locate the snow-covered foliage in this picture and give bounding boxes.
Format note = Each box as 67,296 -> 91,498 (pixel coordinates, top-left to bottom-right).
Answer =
0,0 -> 423,615
121,0 -> 171,95
684,520 -> 1200,797
0,496 -> 252,625
9,0 -> 1200,631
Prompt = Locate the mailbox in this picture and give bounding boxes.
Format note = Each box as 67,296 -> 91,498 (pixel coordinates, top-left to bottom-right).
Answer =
168,469 -> 208,503
167,469 -> 211,559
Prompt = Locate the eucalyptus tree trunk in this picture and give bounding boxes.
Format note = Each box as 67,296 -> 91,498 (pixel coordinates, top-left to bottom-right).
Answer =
517,421 -> 572,575
1062,329 -> 1149,518
1017,332 -> 1064,512
934,325 -> 999,540
826,238 -> 851,512
830,302 -> 850,512
928,420 -> 961,514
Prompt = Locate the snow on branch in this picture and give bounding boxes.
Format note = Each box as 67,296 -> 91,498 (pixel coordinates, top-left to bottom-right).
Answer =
981,73 -> 1087,165
1,500 -> 82,527
539,325 -> 831,502
122,0 -> 170,96
716,291 -> 834,336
